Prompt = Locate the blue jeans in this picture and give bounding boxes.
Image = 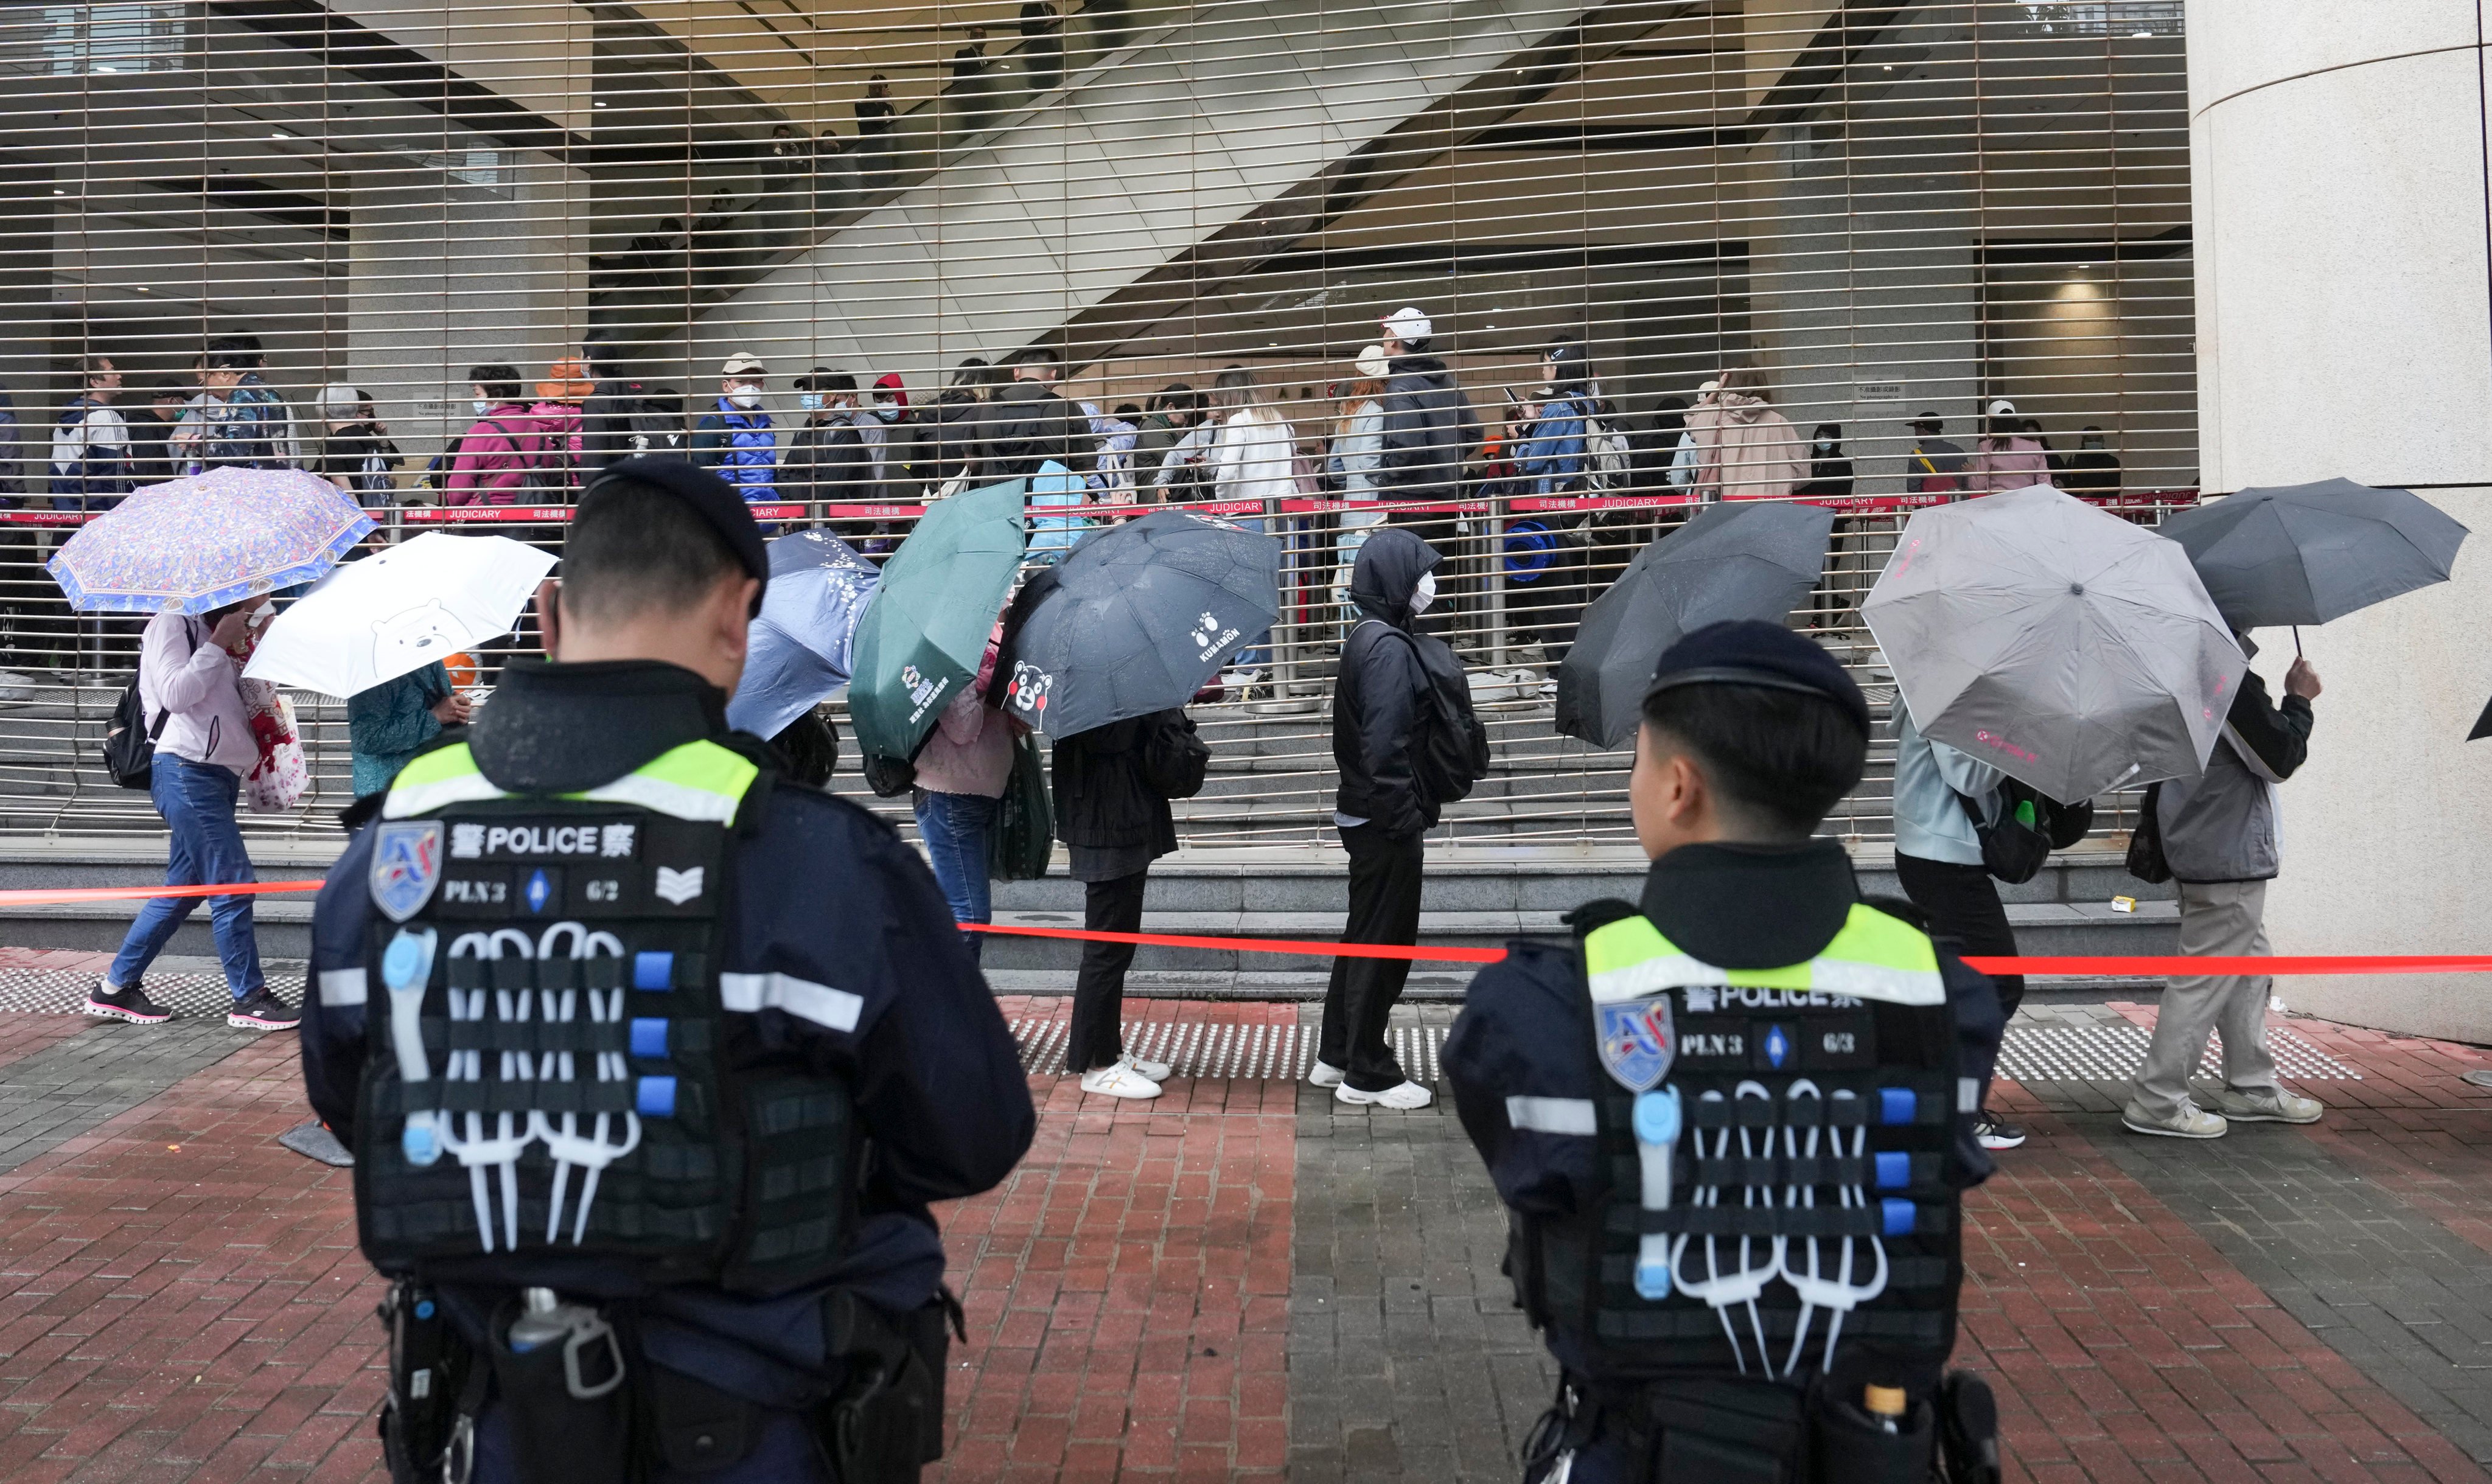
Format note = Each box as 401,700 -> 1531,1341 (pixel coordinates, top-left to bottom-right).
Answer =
913,790 -> 998,961
110,754 -> 264,1000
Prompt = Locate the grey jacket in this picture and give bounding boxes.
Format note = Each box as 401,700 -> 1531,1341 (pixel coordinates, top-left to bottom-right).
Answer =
2156,669 -> 2314,883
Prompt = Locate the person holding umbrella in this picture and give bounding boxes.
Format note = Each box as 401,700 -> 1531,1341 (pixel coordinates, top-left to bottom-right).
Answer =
347,659 -> 469,800
85,595 -> 298,1031
1311,528 -> 1445,1110
2123,644 -> 2325,1138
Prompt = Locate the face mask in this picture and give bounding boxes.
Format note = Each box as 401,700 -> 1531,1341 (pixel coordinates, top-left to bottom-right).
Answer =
2081,435 -> 2104,449
1815,440 -> 1834,451
470,399 -> 491,416
873,405 -> 899,422
799,393 -> 825,411
728,389 -> 762,408
1409,571 -> 1437,615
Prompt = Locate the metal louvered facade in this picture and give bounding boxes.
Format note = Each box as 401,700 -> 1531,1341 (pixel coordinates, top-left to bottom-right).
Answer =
0,1 -> 2192,849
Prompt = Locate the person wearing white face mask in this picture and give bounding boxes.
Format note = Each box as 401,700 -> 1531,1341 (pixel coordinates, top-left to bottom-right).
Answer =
690,352 -> 780,508
1314,528 -> 1453,1110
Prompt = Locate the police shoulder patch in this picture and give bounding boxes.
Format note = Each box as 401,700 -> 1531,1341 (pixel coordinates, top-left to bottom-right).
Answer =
371,820 -> 445,923
1595,995 -> 1675,1093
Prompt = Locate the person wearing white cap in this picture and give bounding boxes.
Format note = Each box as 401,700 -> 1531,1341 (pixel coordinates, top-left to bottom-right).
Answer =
1964,395 -> 2050,496
1372,306 -> 1479,506
1327,347 -> 1393,630
691,352 -> 780,507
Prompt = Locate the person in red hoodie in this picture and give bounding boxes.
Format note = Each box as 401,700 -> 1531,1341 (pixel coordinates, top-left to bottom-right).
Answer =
444,364 -> 545,505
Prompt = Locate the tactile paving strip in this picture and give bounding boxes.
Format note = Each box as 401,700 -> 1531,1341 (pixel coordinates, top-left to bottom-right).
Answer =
1997,1023 -> 2359,1082
0,969 -> 238,1017
1010,1017 -> 1445,1082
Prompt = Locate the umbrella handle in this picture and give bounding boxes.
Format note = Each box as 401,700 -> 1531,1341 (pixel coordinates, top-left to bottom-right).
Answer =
2293,625 -> 2303,658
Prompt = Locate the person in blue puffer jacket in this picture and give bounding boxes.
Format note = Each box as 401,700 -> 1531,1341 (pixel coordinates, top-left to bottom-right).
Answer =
691,350 -> 780,504
1516,338 -> 1593,496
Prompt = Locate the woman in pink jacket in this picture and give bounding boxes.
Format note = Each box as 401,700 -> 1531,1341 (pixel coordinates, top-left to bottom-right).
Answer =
444,364 -> 545,505
1692,366 -> 1807,501
1964,397 -> 2053,495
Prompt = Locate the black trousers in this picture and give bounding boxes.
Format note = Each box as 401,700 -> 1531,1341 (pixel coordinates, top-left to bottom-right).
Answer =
1893,852 -> 2026,1021
1318,824 -> 1425,1092
1066,869 -> 1148,1073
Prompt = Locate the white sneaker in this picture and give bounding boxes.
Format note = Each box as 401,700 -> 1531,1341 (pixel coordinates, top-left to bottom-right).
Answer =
2120,1101 -> 2227,1139
1307,1059 -> 1346,1088
1335,1080 -> 1434,1110
1120,1051 -> 1173,1082
1079,1063 -> 1162,1100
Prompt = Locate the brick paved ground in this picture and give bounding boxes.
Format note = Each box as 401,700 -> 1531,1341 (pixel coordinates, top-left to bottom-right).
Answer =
0,957 -> 2490,1482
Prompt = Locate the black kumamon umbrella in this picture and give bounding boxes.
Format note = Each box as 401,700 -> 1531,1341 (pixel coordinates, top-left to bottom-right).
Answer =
1000,507 -> 1282,737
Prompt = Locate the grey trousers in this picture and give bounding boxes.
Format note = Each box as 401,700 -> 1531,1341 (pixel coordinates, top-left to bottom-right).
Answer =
2130,878 -> 2284,1120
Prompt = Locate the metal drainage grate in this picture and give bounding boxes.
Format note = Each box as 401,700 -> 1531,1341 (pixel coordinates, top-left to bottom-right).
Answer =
0,968 -> 239,1017
1997,1023 -> 2359,1083
1010,1017 -> 1446,1083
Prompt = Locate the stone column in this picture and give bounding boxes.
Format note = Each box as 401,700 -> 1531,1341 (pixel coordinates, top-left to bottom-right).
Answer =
2187,0 -> 2492,1040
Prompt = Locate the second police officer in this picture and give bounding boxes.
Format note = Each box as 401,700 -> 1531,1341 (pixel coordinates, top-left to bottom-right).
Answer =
299,458 -> 1036,1483
1447,621 -> 2008,1483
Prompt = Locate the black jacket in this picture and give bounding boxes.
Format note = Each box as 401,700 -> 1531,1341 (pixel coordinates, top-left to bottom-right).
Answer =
299,659 -> 1035,1393
1444,838 -> 2006,1382
782,416 -> 872,504
1052,709 -> 1185,855
927,392 -> 994,487
985,378 -> 1089,479
1333,528 -> 1442,836
1375,355 -> 1479,500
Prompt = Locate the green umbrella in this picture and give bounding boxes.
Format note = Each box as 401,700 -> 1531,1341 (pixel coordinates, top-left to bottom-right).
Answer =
848,478 -> 1028,767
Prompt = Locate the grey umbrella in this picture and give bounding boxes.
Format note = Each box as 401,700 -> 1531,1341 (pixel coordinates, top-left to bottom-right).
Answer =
1000,507 -> 1281,737
2154,476 -> 2469,629
1555,501 -> 1837,748
1863,484 -> 2245,801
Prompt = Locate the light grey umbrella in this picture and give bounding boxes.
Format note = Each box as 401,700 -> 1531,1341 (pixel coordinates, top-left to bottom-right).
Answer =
1862,484 -> 2246,801
2153,476 -> 2469,629
1555,501 -> 1837,748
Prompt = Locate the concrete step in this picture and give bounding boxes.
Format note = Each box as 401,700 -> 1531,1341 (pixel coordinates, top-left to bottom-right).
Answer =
0,840 -> 2173,969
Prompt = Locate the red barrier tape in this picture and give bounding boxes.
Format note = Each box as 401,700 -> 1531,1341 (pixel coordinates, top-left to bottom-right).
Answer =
17,883 -> 2476,977
0,490 -> 2201,531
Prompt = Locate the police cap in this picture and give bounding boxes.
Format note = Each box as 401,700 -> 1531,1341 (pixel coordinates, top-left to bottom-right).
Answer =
582,456 -> 770,616
1644,619 -> 1871,737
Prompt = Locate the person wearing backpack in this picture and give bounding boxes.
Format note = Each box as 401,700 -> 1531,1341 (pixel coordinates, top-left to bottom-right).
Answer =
1315,528 -> 1456,1110
86,599 -> 298,1032
444,364 -> 544,504
1890,706 -> 2030,1152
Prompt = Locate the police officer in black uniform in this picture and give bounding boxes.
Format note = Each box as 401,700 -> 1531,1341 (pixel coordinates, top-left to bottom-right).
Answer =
299,458 -> 1036,1483
1447,621 -> 2006,1484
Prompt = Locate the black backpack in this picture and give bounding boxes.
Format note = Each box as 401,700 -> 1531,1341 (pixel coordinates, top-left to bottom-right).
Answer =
101,620 -> 196,789
1137,709 -> 1209,800
1956,779 -> 2095,885
1373,624 -> 1489,807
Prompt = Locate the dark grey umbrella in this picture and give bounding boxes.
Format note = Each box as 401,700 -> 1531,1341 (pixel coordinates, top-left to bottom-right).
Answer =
2154,477 -> 2469,629
1864,485 -> 2244,801
1000,507 -> 1281,737
1554,501 -> 1837,748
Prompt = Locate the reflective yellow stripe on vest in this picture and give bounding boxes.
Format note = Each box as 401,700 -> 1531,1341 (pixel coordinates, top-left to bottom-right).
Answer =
382,739 -> 758,824
381,742 -> 509,819
574,740 -> 759,823
1583,905 -> 1945,1007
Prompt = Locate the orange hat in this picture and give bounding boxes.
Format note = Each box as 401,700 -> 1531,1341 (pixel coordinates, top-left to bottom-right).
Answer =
537,357 -> 595,403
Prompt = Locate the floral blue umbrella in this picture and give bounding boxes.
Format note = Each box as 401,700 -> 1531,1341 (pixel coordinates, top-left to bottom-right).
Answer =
47,467 -> 374,613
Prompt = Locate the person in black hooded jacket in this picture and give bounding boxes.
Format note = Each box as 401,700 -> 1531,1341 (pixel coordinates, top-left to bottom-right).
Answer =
984,347 -> 1089,478
1372,307 -> 1480,506
1315,526 -> 1443,1109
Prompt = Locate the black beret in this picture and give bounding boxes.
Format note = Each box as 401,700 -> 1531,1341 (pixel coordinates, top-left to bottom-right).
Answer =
1644,619 -> 1870,737
581,456 -> 769,616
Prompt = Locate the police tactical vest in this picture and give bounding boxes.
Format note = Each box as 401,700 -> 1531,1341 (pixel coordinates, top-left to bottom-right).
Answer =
352,739 -> 856,1295
1513,905 -> 1967,1384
